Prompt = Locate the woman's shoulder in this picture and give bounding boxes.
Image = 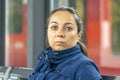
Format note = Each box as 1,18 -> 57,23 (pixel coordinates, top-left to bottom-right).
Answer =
74,53 -> 102,80
73,52 -> 100,72
73,52 -> 94,64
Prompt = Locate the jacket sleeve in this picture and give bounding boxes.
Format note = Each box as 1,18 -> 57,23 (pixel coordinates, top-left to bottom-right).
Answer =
75,60 -> 103,80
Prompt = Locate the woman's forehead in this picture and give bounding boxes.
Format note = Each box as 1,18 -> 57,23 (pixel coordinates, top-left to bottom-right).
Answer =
51,10 -> 72,17
49,11 -> 75,23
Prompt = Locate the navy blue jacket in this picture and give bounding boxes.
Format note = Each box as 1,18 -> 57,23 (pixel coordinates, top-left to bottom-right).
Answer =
29,45 -> 102,80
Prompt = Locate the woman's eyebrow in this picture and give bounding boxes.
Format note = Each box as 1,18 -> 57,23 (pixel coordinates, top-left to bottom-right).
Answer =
50,21 -> 58,24
50,21 -> 73,25
64,22 -> 73,25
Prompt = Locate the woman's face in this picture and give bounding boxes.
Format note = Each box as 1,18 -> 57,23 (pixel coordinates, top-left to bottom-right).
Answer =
47,11 -> 82,50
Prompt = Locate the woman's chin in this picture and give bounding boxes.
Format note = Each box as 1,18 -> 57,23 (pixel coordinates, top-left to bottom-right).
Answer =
53,46 -> 67,50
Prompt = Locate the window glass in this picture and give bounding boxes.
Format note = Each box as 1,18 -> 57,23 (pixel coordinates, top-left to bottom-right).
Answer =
112,0 -> 120,55
6,0 -> 22,34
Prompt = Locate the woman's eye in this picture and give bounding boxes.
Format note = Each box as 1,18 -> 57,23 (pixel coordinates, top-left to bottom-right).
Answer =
51,26 -> 58,30
65,27 -> 72,31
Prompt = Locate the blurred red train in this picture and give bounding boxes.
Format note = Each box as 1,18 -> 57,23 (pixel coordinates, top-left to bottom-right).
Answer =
5,0 -> 27,67
5,0 -> 120,76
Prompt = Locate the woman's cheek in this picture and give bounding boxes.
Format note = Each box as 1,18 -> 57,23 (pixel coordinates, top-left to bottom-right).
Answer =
48,32 -> 55,43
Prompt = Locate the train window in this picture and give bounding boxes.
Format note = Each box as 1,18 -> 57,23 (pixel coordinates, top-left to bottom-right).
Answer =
112,0 -> 120,55
5,0 -> 22,34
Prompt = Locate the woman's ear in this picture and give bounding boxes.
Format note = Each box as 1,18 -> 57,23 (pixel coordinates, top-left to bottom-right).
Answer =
78,31 -> 82,40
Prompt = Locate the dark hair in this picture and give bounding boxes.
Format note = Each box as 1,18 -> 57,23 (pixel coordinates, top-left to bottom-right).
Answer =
46,6 -> 88,57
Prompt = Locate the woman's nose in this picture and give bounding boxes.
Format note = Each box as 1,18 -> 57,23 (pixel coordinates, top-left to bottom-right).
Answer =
56,29 -> 65,38
56,34 -> 65,37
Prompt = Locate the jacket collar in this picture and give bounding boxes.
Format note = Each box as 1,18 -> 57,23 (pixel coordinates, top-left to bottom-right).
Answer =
38,45 -> 82,64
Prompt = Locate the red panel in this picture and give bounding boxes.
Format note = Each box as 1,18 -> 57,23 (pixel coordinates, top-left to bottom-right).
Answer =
86,0 -> 120,75
86,0 -> 101,64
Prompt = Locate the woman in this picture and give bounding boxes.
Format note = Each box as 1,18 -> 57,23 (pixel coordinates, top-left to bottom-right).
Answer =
29,6 -> 102,80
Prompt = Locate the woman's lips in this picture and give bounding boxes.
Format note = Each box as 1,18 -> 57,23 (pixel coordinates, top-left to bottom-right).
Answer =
55,41 -> 65,45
